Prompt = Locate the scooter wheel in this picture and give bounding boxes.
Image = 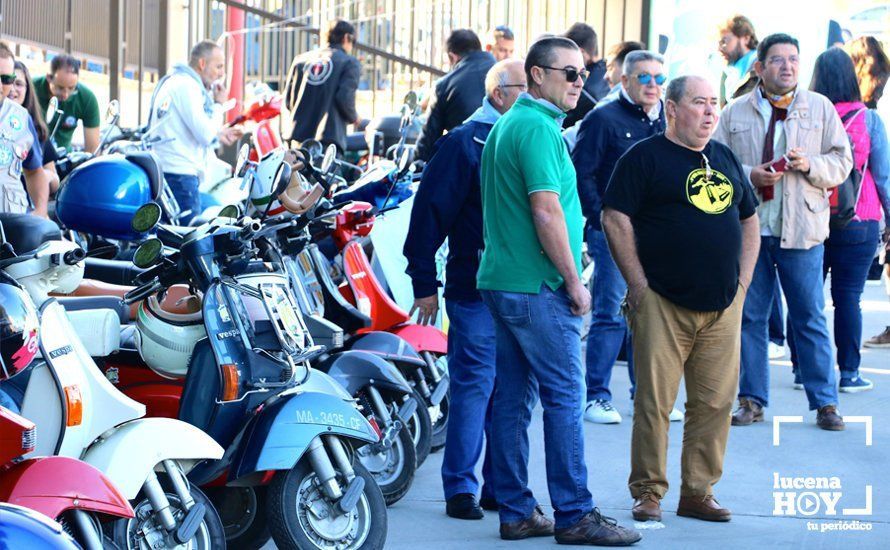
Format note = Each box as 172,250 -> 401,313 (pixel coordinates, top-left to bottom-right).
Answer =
357,424 -> 416,506
268,457 -> 387,549
406,389 -> 432,467
430,389 -> 450,454
205,485 -> 270,549
110,473 -> 226,550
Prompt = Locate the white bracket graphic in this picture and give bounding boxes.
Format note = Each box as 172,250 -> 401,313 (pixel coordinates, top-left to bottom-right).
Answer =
843,486 -> 873,516
773,416 -> 803,446
843,416 -> 873,446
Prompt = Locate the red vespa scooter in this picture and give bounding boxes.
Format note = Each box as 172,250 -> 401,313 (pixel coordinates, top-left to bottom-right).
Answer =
0,406 -> 134,550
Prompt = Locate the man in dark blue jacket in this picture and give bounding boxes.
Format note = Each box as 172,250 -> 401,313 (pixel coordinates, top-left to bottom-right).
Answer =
414,30 -> 495,162
404,59 -> 526,520
571,50 -> 671,425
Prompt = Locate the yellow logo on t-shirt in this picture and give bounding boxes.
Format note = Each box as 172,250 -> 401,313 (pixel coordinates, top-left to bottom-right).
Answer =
686,168 -> 733,214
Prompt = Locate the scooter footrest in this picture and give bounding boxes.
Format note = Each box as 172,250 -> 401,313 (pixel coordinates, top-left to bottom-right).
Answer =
396,396 -> 418,423
430,373 -> 450,406
174,502 -> 207,544
337,476 -> 366,514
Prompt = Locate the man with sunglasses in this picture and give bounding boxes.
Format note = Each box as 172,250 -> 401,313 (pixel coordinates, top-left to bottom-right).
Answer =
479,36 -> 640,546
33,54 -> 100,153
572,50 -> 672,427
602,75 -> 759,523
404,59 -> 526,521
0,43 -> 49,217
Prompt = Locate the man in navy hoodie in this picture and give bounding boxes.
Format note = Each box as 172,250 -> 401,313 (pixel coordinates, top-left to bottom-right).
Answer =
404,59 -> 526,520
572,50 -> 672,424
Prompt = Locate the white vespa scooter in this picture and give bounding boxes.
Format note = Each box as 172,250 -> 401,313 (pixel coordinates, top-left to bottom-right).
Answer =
0,231 -> 227,550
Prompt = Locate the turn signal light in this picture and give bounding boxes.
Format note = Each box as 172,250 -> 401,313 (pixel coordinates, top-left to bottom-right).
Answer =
64,385 -> 83,427
221,364 -> 240,401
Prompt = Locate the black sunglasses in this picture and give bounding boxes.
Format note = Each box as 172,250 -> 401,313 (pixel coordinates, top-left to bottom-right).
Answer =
0,73 -> 16,85
539,66 -> 589,83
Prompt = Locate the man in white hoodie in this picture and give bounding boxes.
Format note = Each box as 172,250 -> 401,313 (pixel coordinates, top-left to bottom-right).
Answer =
148,40 -> 243,223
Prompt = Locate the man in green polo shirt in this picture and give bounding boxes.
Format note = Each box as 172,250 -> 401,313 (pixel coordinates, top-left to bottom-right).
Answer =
34,54 -> 100,152
478,36 -> 641,546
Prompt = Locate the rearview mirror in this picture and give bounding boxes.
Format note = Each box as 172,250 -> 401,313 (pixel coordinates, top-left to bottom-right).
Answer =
133,238 -> 163,269
105,99 -> 120,121
235,143 -> 250,177
404,91 -> 418,111
321,144 -> 337,173
46,96 -> 59,122
131,202 -> 162,234
219,204 -> 241,219
274,162 -> 293,196
398,147 -> 412,172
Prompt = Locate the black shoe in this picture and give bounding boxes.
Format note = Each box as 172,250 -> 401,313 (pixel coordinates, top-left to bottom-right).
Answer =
480,495 -> 499,511
446,493 -> 484,520
555,508 -> 642,546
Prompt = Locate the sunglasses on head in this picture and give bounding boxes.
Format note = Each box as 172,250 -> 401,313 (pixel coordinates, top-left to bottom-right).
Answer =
636,73 -> 667,86
0,73 -> 16,85
539,66 -> 589,83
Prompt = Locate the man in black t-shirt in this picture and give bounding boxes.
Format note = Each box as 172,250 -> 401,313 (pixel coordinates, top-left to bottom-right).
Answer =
601,76 -> 759,524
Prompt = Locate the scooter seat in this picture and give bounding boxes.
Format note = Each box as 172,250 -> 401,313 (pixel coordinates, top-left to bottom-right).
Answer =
58,295 -> 129,324
84,257 -> 146,286
66,309 -> 122,357
0,213 -> 62,255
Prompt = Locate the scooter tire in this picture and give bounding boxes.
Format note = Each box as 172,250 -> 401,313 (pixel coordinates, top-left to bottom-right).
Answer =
205,485 -> 270,550
406,389 -> 432,467
430,389 -> 450,454
360,425 -> 416,506
268,458 -> 387,550
110,473 -> 227,550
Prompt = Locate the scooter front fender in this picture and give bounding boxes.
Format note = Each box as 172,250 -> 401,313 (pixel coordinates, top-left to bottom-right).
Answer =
82,417 -> 224,498
390,323 -> 448,355
345,330 -> 427,368
315,350 -> 413,397
0,456 -> 134,520
231,390 -> 378,481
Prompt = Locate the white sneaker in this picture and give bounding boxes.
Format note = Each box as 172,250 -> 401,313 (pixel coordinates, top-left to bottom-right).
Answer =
669,407 -> 683,422
768,342 -> 786,360
584,400 -> 622,424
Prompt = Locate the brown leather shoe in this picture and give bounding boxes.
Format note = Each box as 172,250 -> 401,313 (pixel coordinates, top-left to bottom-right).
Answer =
632,493 -> 662,521
677,495 -> 732,522
555,509 -> 641,546
731,398 -> 764,426
500,505 -> 555,541
817,406 -> 845,431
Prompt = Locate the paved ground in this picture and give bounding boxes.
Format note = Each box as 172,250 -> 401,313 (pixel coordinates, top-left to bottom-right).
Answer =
269,280 -> 890,549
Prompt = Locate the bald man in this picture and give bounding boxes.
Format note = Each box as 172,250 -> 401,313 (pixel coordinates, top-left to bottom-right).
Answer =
404,59 -> 526,520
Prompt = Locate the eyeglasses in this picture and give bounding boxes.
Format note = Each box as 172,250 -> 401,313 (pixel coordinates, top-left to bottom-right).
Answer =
636,73 -> 667,86
767,55 -> 799,67
500,83 -> 527,90
0,73 -> 16,86
539,66 -> 589,83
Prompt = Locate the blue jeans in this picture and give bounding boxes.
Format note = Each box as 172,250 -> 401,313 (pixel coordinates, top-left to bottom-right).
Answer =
768,279 -> 785,346
789,221 -> 880,377
164,172 -> 200,225
482,285 -> 593,529
740,238 -> 837,410
585,229 -> 635,401
442,299 -> 497,501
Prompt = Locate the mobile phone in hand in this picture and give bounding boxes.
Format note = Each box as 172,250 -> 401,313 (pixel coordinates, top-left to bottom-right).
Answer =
767,155 -> 789,173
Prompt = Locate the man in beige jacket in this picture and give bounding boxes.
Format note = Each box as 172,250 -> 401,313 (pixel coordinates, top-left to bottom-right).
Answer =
713,33 -> 852,431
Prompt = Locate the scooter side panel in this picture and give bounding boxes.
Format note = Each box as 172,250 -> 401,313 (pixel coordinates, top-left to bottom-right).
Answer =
231,390 -> 378,480
81,417 -> 224,498
315,350 -> 412,396
389,323 -> 448,355
0,456 -> 134,519
342,241 -> 411,332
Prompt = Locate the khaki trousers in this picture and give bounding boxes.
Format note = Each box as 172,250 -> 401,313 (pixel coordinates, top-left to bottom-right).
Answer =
627,285 -> 744,499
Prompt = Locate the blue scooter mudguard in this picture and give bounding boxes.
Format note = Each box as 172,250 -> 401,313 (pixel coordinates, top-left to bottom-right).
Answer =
314,350 -> 413,397
230,389 -> 379,481
344,331 -> 427,368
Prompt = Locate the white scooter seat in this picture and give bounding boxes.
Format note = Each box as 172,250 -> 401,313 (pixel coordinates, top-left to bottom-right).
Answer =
66,309 -> 122,357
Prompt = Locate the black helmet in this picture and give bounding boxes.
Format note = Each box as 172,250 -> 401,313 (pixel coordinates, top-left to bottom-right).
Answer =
0,281 -> 40,381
